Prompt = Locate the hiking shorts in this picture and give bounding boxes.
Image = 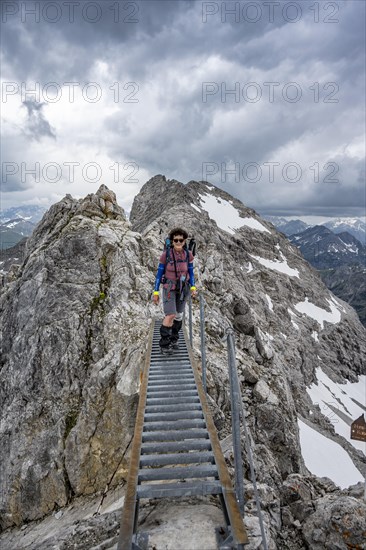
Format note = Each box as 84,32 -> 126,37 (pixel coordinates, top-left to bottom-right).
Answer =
162,282 -> 189,316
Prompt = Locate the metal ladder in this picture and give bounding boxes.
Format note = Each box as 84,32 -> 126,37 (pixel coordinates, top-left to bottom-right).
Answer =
117,319 -> 248,549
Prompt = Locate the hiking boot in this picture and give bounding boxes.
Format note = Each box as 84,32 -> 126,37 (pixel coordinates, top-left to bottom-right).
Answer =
160,345 -> 173,355
160,324 -> 172,348
172,319 -> 182,339
170,340 -> 179,350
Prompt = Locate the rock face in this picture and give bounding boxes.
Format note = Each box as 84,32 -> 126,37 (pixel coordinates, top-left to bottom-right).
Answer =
1,177 -> 365,549
0,185 -> 151,529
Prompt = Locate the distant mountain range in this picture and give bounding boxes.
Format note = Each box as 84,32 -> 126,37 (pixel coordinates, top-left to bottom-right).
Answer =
289,225 -> 365,269
288,225 -> 366,326
323,218 -> 366,244
0,205 -> 47,225
0,205 -> 46,250
263,216 -> 309,236
263,215 -> 366,244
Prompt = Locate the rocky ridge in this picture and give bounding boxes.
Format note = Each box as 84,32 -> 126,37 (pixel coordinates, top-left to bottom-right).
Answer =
1,177 -> 365,549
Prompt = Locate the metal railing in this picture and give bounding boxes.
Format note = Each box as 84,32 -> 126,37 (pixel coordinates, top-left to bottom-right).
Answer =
187,293 -> 207,393
226,328 -> 268,550
187,290 -> 268,549
227,328 -> 245,516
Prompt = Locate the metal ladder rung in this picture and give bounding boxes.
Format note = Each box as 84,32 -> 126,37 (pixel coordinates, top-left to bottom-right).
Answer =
151,358 -> 189,365
146,389 -> 198,398
138,464 -> 219,482
146,402 -> 200,410
137,480 -> 222,499
150,365 -> 192,370
150,364 -> 192,368
147,382 -> 196,390
141,439 -> 212,454
148,373 -> 195,380
139,451 -> 216,467
142,429 -> 209,442
144,410 -> 204,421
143,419 -> 206,431
147,384 -> 197,391
145,403 -> 202,413
149,366 -> 193,380
149,370 -> 194,382
148,379 -> 195,388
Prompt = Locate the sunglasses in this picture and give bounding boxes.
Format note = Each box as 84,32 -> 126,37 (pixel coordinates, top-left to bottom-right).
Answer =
173,238 -> 185,243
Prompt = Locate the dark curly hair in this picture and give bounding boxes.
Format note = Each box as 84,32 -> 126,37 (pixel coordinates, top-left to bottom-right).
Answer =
169,227 -> 188,241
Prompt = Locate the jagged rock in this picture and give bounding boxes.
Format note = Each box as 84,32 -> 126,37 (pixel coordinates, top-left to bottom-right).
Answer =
253,379 -> 279,405
254,327 -> 274,360
242,363 -> 261,384
0,187 -> 141,529
302,495 -> 366,549
240,335 -> 264,364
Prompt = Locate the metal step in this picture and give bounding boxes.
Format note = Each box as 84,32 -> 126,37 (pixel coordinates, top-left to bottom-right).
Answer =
147,383 -> 197,391
145,403 -> 203,413
137,480 -> 222,499
146,389 -> 199,398
141,439 -> 212,454
149,370 -> 194,383
138,464 -> 218,482
143,419 -> 206,431
139,451 -> 216,467
144,410 -> 204,422
141,429 -> 209,442
149,369 -> 192,375
146,402 -> 200,410
147,383 -> 197,389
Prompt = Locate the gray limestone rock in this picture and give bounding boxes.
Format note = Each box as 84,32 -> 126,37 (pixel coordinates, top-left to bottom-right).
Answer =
302,495 -> 366,549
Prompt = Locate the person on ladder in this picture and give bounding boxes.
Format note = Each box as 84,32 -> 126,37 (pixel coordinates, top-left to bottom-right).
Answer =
153,227 -> 197,354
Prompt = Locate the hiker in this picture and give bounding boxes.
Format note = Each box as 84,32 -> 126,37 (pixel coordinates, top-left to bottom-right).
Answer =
153,227 -> 197,354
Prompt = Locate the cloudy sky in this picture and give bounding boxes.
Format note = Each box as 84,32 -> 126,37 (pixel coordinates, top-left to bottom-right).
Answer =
1,0 -> 365,220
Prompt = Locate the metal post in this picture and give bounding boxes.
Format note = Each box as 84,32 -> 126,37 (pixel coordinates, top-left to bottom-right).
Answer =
188,292 -> 193,347
199,293 -> 207,393
226,327 -> 268,550
226,328 -> 245,516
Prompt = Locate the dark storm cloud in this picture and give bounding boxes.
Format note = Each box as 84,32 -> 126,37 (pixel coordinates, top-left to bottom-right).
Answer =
1,0 -> 365,217
1,1 -> 196,81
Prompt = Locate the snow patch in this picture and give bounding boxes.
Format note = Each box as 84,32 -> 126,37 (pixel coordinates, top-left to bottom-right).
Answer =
265,294 -> 274,311
288,308 -> 300,330
307,367 -> 366,454
191,203 -> 202,213
251,252 -> 300,278
298,419 -> 363,488
329,294 -> 347,313
198,193 -> 270,235
294,298 -> 341,329
343,242 -> 357,253
311,331 -> 319,342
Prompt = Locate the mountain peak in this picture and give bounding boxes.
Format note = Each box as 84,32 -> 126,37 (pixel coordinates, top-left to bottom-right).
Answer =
130,174 -> 267,236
